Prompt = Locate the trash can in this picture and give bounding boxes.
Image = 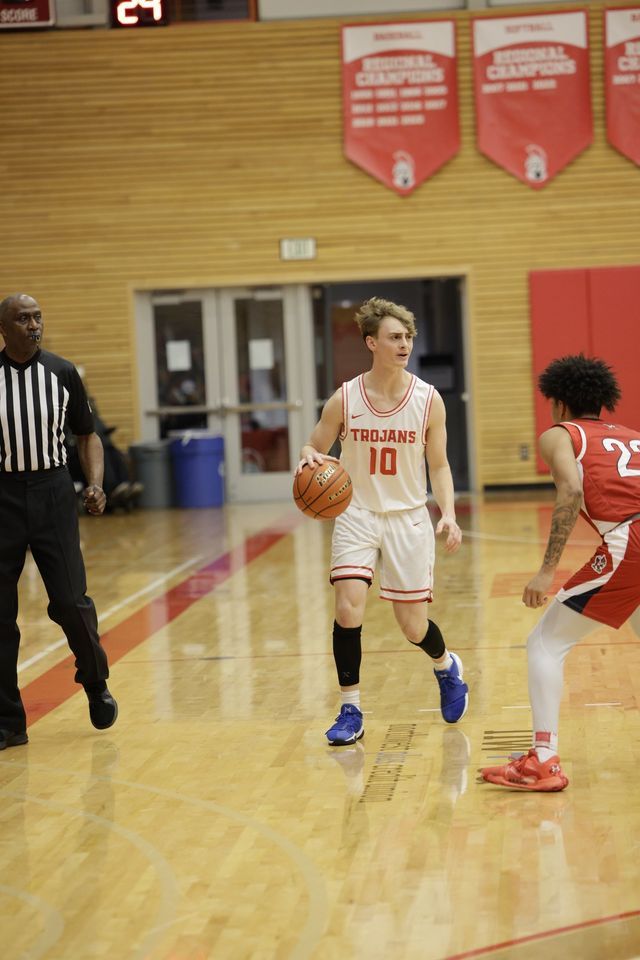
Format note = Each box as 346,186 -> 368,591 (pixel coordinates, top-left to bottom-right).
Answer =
129,440 -> 173,509
169,431 -> 225,508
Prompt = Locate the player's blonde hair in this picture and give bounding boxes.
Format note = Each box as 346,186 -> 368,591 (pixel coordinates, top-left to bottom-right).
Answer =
355,297 -> 417,342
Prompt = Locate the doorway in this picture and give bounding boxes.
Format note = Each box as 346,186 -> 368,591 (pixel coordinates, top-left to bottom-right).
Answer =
311,278 -> 470,490
136,277 -> 470,502
135,286 -> 317,502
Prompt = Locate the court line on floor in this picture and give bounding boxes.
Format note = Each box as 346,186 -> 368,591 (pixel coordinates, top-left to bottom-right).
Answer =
21,515 -> 301,726
119,634 -> 640,666
0,882 -> 63,960
0,787 -> 178,960
443,908 -> 640,960
0,757 -> 328,960
18,555 -> 205,674
462,530 -> 597,546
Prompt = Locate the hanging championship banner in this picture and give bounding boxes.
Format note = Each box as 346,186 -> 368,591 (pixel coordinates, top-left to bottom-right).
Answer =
0,0 -> 53,27
473,11 -> 592,188
342,20 -> 460,195
605,7 -> 640,166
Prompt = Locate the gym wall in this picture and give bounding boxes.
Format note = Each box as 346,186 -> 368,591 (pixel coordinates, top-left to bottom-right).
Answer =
0,1 -> 638,487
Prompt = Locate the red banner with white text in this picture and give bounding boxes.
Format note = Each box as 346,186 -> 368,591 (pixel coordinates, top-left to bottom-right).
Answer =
342,20 -> 460,196
605,7 -> 640,166
473,11 -> 592,188
0,0 -> 53,28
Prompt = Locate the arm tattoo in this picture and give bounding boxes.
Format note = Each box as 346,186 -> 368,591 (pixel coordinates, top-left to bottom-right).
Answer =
543,495 -> 582,568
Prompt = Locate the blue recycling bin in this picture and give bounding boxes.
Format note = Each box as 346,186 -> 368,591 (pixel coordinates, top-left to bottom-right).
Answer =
169,432 -> 225,508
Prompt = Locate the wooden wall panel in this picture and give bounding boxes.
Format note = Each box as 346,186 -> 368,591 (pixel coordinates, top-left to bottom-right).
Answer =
0,4 -> 639,486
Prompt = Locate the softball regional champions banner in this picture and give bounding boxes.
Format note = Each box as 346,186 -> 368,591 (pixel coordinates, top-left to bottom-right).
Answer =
605,7 -> 640,166
342,20 -> 460,195
473,11 -> 592,188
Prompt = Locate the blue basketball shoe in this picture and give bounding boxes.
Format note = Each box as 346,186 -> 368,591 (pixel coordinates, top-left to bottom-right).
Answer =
434,652 -> 469,723
325,704 -> 364,745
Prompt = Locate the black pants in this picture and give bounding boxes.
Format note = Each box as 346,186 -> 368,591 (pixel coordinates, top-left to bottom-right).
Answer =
0,468 -> 109,731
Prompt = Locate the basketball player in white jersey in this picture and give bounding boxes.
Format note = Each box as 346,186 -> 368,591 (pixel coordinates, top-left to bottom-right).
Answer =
296,297 -> 468,746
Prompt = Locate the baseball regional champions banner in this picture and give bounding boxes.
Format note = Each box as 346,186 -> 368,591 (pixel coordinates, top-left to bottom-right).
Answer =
342,20 -> 460,195
473,11 -> 592,188
0,0 -> 54,27
605,7 -> 640,166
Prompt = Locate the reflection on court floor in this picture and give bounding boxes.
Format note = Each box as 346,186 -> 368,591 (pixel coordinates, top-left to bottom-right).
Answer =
2,495 -> 640,960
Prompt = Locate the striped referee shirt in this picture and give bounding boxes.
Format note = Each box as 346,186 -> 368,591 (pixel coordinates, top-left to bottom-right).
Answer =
0,348 -> 94,473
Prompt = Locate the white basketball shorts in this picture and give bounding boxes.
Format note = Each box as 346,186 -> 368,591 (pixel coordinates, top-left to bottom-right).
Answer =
330,502 -> 435,603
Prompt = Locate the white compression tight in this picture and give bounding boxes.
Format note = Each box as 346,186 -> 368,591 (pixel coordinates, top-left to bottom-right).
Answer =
527,601 -> 640,740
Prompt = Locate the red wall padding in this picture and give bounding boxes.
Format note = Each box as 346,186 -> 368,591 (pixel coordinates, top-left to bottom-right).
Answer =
530,265 -> 640,473
590,267 -> 640,432
529,269 -> 590,472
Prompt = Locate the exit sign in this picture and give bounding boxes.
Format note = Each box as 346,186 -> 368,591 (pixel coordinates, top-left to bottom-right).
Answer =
280,238 -> 317,261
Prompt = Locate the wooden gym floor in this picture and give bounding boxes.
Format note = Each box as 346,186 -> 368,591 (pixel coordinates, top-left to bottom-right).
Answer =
2,492 -> 640,960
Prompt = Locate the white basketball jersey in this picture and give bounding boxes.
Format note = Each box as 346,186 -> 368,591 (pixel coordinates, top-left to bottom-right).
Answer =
339,373 -> 435,513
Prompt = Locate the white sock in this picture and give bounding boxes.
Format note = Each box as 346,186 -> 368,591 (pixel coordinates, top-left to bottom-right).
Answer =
528,601 -> 594,745
434,652 -> 453,672
534,731 -> 558,762
341,688 -> 361,709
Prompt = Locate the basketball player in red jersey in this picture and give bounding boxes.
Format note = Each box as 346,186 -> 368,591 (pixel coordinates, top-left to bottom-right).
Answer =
296,297 -> 468,746
481,354 -> 640,791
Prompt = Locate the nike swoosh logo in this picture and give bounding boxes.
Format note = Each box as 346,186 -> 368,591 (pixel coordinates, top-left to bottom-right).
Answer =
352,413 -> 365,419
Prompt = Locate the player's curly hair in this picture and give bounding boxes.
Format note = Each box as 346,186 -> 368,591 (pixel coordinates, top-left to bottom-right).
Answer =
538,354 -> 621,416
355,297 -> 417,342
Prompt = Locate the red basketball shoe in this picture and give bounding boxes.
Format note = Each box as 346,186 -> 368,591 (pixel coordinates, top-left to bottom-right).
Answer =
480,749 -> 568,792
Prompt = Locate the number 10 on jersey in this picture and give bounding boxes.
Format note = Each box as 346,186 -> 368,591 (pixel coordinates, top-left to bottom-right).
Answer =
370,447 -> 397,476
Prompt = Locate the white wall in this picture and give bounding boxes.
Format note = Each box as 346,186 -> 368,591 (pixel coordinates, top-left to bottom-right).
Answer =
258,0 -> 464,21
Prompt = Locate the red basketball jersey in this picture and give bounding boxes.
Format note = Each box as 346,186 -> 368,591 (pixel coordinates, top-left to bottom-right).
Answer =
559,419 -> 640,533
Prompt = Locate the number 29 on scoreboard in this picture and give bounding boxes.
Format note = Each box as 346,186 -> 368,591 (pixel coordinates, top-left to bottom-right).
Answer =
112,0 -> 168,27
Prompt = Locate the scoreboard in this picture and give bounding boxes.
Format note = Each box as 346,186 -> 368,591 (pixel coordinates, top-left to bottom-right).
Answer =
112,0 -> 168,27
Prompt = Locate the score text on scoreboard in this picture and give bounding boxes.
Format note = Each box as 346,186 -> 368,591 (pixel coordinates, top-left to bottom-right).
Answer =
111,0 -> 168,27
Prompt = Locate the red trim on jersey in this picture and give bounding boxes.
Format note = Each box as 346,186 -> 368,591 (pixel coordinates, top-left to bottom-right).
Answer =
421,384 -> 435,445
358,373 -> 416,417
339,382 -> 349,441
559,420 -> 587,460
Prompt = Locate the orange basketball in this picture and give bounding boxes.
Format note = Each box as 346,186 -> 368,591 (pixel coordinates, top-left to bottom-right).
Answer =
293,460 -> 353,520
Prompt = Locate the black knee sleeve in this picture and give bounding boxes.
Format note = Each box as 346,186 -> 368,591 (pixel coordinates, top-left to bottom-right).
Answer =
333,621 -> 362,686
412,620 -> 446,660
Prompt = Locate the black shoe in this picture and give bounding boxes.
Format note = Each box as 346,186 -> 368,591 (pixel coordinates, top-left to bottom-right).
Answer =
86,688 -> 118,730
0,728 -> 28,750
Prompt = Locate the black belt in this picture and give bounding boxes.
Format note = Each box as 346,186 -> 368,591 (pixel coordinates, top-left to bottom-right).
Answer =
0,466 -> 66,481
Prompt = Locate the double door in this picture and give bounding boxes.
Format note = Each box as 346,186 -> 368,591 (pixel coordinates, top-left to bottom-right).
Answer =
136,286 -> 316,501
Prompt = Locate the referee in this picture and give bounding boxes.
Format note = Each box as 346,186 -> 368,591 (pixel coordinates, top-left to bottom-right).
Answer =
0,293 -> 118,749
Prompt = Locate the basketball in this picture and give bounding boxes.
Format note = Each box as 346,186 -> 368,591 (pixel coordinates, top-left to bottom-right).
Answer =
293,460 -> 353,519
